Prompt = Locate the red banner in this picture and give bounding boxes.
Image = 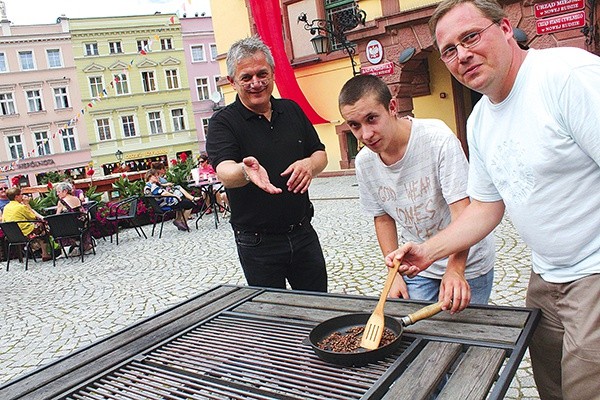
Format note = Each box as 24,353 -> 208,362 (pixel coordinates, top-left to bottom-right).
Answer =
536,10 -> 585,34
247,0 -> 328,124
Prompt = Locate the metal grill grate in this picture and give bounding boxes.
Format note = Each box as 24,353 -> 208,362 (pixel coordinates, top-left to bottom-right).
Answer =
63,314 -> 412,400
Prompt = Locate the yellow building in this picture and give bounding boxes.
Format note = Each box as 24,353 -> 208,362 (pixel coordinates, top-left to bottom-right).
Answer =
68,14 -> 197,175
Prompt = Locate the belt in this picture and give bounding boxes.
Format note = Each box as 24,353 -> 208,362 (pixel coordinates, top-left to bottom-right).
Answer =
233,215 -> 310,234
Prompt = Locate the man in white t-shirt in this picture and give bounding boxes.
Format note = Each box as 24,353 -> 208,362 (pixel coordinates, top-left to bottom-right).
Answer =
339,74 -> 495,314
387,0 -> 600,398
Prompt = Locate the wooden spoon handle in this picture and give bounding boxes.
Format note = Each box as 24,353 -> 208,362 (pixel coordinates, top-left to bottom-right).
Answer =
401,301 -> 444,327
373,259 -> 400,313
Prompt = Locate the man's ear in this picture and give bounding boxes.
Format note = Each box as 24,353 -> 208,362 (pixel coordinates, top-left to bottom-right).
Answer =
388,97 -> 398,116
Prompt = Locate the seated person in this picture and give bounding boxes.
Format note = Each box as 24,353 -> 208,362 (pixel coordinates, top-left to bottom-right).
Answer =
55,182 -> 93,256
197,154 -> 229,215
150,161 -> 200,205
2,187 -> 52,261
66,178 -> 85,202
144,169 -> 195,231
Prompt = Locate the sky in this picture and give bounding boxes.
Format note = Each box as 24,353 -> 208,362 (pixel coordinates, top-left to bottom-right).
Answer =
2,0 -> 211,25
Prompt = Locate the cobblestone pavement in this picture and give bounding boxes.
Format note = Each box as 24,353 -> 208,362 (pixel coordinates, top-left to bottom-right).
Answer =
0,175 -> 539,399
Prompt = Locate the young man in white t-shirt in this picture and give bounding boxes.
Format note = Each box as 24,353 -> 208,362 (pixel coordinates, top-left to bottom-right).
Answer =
339,74 -> 495,314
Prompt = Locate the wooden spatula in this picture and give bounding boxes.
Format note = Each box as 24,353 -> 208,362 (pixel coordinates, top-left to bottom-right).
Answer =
360,259 -> 400,350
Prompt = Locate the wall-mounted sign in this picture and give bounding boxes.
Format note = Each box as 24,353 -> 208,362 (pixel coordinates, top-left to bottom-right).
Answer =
366,40 -> 384,65
16,159 -> 56,170
361,61 -> 394,77
534,0 -> 584,18
536,10 -> 585,34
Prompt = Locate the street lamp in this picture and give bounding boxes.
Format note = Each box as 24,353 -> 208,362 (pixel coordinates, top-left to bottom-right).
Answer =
115,149 -> 123,163
298,6 -> 366,76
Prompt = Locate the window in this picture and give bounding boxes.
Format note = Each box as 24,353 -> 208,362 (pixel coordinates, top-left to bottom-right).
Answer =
7,135 -> 24,160
61,127 -> 77,151
89,76 -> 103,97
113,73 -> 130,95
161,38 -> 173,50
19,51 -> 35,70
137,39 -> 149,52
196,77 -> 210,100
201,117 -> 210,138
210,44 -> 218,61
46,49 -> 62,68
84,43 -> 99,56
171,108 -> 185,131
148,111 -> 163,134
26,90 -> 43,112
325,0 -> 358,51
0,52 -> 8,72
214,76 -> 223,98
34,131 -> 51,155
165,69 -> 179,89
141,71 -> 156,92
0,93 -> 16,116
191,45 -> 205,62
121,115 -> 136,137
96,118 -> 112,141
109,41 -> 123,54
53,87 -> 70,109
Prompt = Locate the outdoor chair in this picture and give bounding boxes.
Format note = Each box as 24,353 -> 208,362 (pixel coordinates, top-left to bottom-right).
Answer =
0,220 -> 50,271
105,196 -> 147,245
85,201 -> 107,241
143,195 -> 175,238
45,212 -> 94,265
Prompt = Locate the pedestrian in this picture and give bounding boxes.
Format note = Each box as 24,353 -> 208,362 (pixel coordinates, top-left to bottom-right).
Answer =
339,74 -> 495,314
206,36 -> 328,292
387,0 -> 600,399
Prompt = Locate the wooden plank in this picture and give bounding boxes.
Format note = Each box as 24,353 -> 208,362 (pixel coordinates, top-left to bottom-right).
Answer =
437,346 -> 506,400
380,342 -> 462,400
0,286 -> 259,400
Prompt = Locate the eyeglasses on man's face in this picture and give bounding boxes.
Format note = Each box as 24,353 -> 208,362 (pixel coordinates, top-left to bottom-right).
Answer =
235,73 -> 271,91
0,187 -> 7,191
439,22 -> 497,63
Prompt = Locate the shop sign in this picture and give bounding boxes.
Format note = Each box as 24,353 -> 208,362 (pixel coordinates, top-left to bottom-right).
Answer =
534,0 -> 584,18
361,61 -> 394,77
16,159 -> 56,170
125,150 -> 167,160
536,10 -> 585,34
366,40 -> 384,64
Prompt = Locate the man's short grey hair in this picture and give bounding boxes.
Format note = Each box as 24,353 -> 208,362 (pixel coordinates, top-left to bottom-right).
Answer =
55,182 -> 73,194
226,36 -> 275,77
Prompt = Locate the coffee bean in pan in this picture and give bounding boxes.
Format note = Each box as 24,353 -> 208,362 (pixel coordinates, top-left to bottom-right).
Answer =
317,326 -> 397,353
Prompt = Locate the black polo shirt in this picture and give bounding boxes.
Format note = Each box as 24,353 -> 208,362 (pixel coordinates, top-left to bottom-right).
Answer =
206,96 -> 325,230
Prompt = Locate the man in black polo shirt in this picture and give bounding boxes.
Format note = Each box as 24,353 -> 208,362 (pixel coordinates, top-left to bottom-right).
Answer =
206,36 -> 328,292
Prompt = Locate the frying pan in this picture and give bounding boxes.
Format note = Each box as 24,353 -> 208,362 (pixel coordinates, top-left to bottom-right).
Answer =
308,302 -> 444,366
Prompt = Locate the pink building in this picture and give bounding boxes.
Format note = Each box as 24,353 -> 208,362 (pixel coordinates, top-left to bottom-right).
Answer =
0,9 -> 91,187
180,15 -> 222,153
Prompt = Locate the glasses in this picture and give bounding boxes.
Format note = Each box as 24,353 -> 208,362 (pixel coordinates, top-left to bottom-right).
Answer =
439,22 -> 496,63
236,76 -> 271,90
0,188 -> 7,191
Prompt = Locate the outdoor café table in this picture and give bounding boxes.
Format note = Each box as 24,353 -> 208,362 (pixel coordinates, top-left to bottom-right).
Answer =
189,176 -> 229,229
0,285 -> 540,400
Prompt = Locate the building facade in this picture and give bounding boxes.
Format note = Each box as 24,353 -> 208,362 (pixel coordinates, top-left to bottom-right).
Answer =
68,14 -> 197,176
0,8 -> 92,187
180,15 -> 223,153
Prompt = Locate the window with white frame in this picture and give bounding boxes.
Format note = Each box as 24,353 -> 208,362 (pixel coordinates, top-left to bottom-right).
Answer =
34,131 -> 51,155
0,93 -> 16,116
89,76 -> 103,97
19,51 -> 35,70
121,115 -> 136,137
196,77 -> 210,100
201,117 -> 210,138
141,71 -> 156,92
191,45 -> 205,62
137,39 -> 149,52
171,108 -> 185,131
53,87 -> 70,109
109,41 -> 123,54
0,52 -> 8,72
113,73 -> 130,95
148,111 -> 163,134
210,44 -> 218,61
26,90 -> 43,112
96,118 -> 112,141
46,49 -> 62,68
84,43 -> 99,56
61,127 -> 77,151
165,69 -> 179,89
161,38 -> 173,50
7,134 -> 24,160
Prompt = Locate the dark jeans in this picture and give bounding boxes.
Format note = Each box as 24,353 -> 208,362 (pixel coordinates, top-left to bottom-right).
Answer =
233,223 -> 327,292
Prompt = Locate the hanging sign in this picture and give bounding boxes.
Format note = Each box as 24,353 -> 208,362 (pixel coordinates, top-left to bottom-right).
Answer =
361,61 -> 394,77
534,0 -> 584,18
366,40 -> 384,65
536,10 -> 585,34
